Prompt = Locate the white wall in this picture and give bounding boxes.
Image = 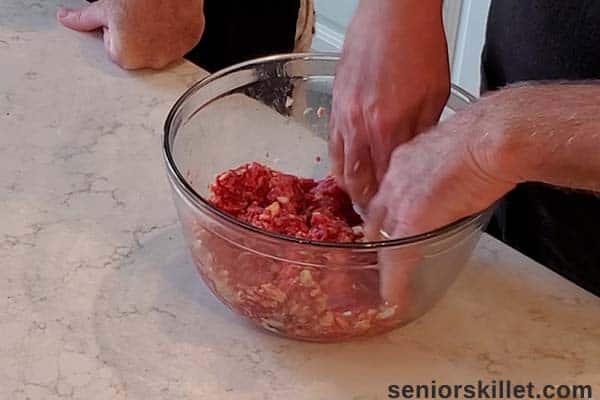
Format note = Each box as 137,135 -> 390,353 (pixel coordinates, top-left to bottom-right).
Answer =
451,0 -> 491,96
314,0 -> 359,32
312,0 -> 358,52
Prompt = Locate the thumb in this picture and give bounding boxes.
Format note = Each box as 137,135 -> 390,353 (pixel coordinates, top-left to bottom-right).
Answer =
57,2 -> 108,32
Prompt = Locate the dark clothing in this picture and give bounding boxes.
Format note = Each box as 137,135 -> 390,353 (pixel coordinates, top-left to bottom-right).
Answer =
186,0 -> 300,72
483,1 -> 600,296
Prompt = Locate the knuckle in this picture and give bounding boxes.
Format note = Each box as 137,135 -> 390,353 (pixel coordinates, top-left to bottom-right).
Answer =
344,100 -> 365,127
112,53 -> 143,70
150,58 -> 172,70
71,10 -> 83,23
110,48 -> 151,70
368,105 -> 396,134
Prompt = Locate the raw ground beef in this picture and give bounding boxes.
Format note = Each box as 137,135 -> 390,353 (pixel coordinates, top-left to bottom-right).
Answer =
190,162 -> 401,341
209,162 -> 363,242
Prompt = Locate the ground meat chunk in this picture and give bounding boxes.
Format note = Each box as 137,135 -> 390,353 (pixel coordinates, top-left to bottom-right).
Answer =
190,162 -> 401,341
209,162 -> 363,242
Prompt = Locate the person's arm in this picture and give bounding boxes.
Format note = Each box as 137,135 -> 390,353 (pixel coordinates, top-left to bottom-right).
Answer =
475,84 -> 600,193
367,83 -> 600,241
366,83 -> 600,305
57,0 -> 205,70
329,0 -> 450,208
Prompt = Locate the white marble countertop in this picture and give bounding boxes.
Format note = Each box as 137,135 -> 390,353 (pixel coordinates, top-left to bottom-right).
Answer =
1,1 -> 599,399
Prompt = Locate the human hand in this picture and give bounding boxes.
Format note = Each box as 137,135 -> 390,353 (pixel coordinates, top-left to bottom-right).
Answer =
57,0 -> 205,70
329,0 -> 450,208
367,91 -> 520,304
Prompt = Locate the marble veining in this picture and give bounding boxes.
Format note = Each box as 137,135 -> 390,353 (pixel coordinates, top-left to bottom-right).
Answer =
1,1 -> 599,399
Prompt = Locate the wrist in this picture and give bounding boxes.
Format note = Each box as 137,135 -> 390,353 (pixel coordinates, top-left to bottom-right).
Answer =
466,89 -> 528,186
466,83 -> 600,193
356,0 -> 443,25
359,0 -> 443,11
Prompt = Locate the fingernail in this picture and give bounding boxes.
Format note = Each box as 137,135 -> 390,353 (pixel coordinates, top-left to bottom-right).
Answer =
57,7 -> 69,18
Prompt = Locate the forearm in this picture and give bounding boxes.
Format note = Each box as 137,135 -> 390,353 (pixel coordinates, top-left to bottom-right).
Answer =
479,84 -> 600,192
357,0 -> 444,16
355,0 -> 445,38
346,0 -> 449,94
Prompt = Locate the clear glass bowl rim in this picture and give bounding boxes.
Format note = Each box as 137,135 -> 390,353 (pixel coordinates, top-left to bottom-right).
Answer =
163,52 -> 489,250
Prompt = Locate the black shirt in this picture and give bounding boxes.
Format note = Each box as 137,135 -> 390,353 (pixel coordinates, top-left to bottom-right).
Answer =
483,0 -> 600,296
187,0 -> 301,72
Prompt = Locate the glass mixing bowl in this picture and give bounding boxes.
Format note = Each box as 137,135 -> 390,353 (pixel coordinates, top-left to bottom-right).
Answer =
164,53 -> 492,342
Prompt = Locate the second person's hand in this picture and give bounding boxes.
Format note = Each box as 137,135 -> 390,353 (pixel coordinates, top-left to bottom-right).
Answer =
366,91 -> 520,304
57,0 -> 205,70
330,0 -> 450,208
